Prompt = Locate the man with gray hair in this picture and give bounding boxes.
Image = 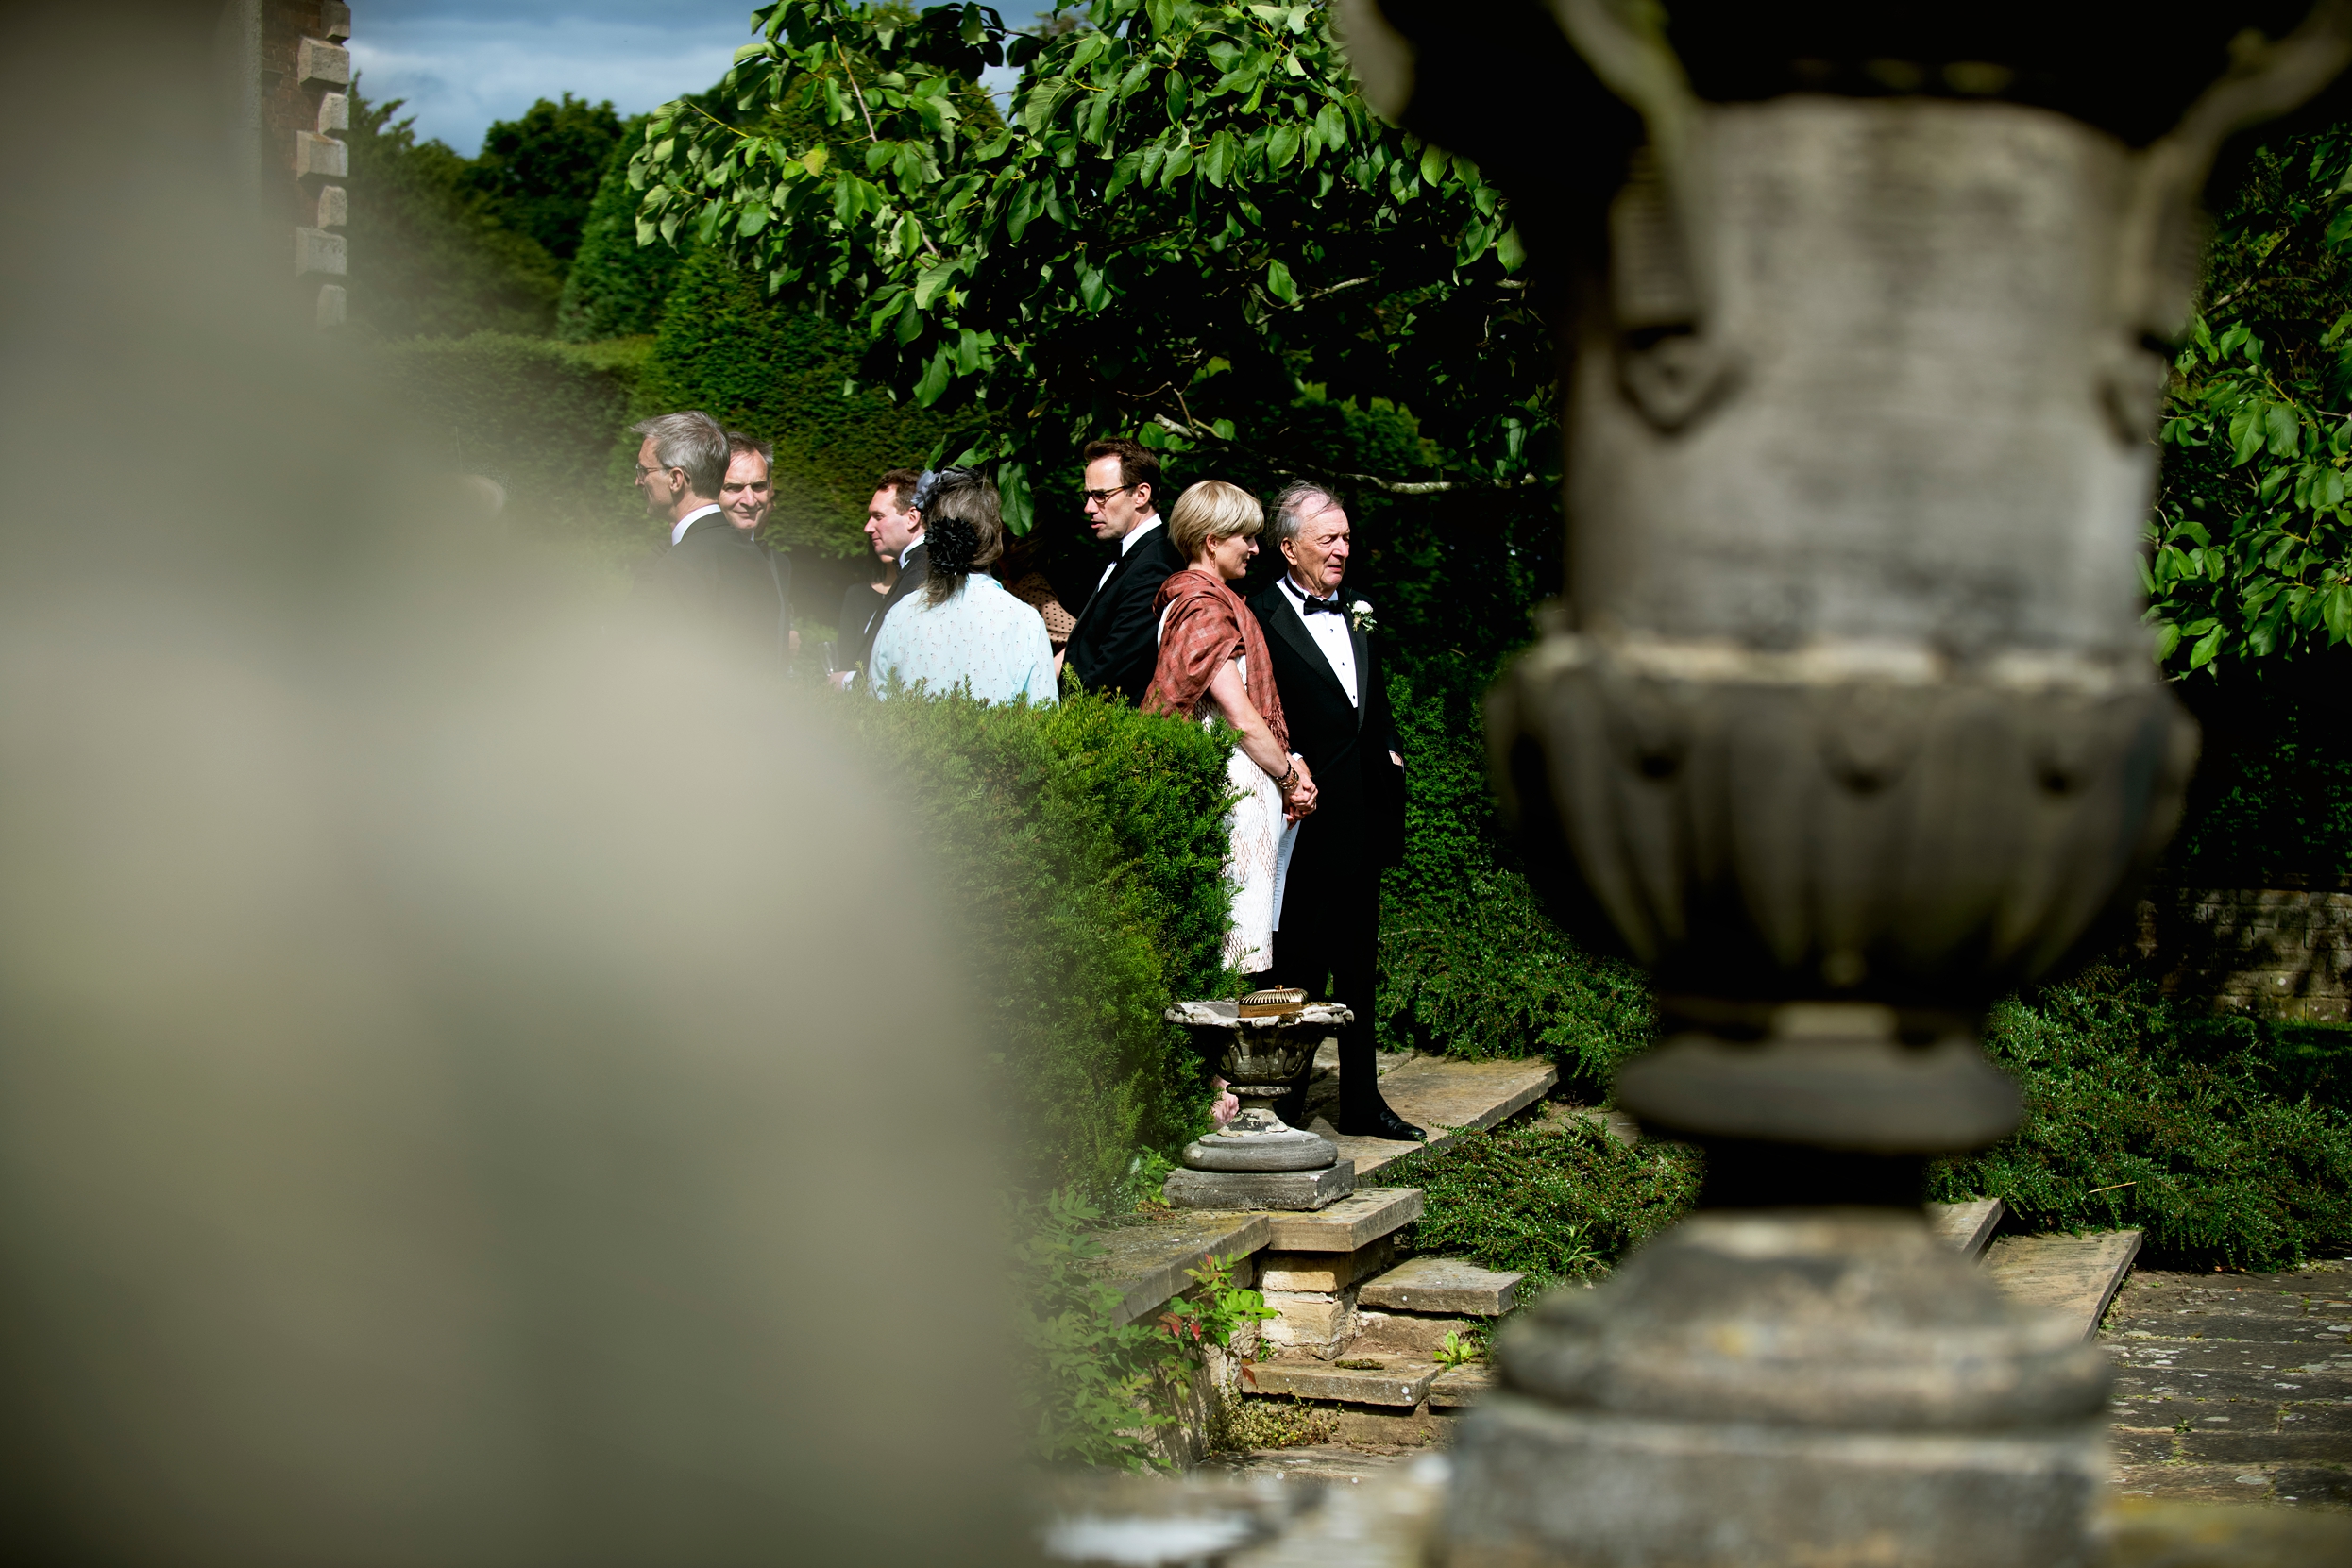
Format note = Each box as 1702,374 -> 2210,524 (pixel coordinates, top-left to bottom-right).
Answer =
1250,480 -> 1418,1141
633,411 -> 782,659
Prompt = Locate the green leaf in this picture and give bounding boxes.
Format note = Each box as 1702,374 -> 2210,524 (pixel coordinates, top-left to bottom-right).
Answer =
1267,123 -> 1300,170
2266,401 -> 2301,457
1021,79 -> 1074,131
1497,224 -> 1526,273
896,295 -> 922,346
1202,130 -> 1239,188
1420,143 -> 1449,184
1077,263 -> 1112,312
915,259 -> 960,309
1264,258 -> 1298,304
914,343 -> 954,407
2189,623 -> 2225,667
2153,622 -> 2181,662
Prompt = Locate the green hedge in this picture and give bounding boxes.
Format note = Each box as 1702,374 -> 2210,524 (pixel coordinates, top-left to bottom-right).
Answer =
635,249 -> 979,559
839,683 -> 1237,1197
369,332 -> 651,565
1375,672 -> 1654,1093
1931,966 -> 2352,1269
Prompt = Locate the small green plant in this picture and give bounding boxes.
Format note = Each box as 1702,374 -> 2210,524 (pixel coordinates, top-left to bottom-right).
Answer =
1158,1252 -> 1278,1361
1433,1329 -> 1484,1370
1012,1189 -> 1172,1472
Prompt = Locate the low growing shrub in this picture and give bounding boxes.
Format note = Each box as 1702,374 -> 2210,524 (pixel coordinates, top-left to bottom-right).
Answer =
839,683 -> 1236,1196
1381,1117 -> 1701,1294
1932,965 -> 2352,1270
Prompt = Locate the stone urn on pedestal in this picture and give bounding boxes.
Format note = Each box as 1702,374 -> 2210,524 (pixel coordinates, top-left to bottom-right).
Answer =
1162,989 -> 1357,1211
1328,1 -> 2352,1563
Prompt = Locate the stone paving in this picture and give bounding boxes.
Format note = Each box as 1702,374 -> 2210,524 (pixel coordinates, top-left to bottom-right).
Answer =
2102,1258 -> 2352,1509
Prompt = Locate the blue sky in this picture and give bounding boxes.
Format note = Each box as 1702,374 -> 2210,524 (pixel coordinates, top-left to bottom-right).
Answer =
351,1 -> 1032,153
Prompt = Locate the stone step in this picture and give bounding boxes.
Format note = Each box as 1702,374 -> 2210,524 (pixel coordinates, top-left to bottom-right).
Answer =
1926,1197 -> 2005,1258
1262,1187 -> 1424,1253
1246,1356 -> 1440,1408
1087,1210 -> 1271,1327
1312,1057 -> 1558,1178
1428,1365 -> 1493,1408
1359,1256 -> 1523,1317
1352,1310 -> 1481,1357
1986,1228 -> 2143,1340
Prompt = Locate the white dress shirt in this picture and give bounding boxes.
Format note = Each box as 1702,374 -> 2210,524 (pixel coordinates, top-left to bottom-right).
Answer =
899,535 -> 923,568
1096,513 -> 1165,588
669,502 -> 722,545
1277,574 -> 1359,707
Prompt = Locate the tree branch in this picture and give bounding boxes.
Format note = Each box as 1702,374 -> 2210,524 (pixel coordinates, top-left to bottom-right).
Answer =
834,40 -> 879,143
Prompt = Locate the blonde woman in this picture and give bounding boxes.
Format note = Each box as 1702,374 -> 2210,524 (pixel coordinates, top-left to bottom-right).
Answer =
1144,481 -> 1317,977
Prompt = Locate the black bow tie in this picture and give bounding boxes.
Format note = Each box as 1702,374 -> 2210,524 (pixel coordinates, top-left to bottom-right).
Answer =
1300,595 -> 1344,615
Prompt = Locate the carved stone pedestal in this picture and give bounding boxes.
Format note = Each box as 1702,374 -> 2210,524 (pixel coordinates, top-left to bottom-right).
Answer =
1446,1210 -> 2112,1567
1163,998 -> 1352,1211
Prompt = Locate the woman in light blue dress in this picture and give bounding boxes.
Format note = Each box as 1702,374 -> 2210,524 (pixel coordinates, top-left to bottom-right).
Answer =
869,470 -> 1057,706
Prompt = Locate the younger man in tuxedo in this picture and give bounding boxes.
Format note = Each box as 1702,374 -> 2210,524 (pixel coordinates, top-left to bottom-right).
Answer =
635,412 -> 781,660
720,430 -> 794,668
1250,481 -> 1421,1141
838,468 -> 928,688
1066,437 -> 1185,703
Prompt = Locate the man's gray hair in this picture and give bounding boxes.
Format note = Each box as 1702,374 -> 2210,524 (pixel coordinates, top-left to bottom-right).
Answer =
1269,480 -> 1341,547
629,411 -> 729,499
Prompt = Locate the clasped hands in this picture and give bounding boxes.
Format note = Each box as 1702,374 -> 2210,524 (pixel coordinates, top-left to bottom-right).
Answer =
1280,753 -> 1318,822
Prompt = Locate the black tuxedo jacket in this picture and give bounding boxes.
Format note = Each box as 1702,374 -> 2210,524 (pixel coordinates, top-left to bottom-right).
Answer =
1067,523 -> 1186,705
640,513 -> 790,665
851,543 -> 929,675
1249,581 -> 1408,874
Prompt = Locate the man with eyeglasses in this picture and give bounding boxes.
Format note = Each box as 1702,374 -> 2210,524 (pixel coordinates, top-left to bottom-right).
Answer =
1066,437 -> 1185,704
633,410 -> 780,660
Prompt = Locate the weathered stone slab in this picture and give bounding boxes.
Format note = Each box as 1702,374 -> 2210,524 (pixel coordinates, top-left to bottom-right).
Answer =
1985,1228 -> 2141,1340
1321,1058 -> 1558,1178
1926,1197 -> 2005,1258
1360,1255 -> 1523,1316
1261,1187 -> 1424,1253
1354,1310 -> 1481,1357
1246,1357 -> 1438,1408
1261,1288 -> 1359,1358
1087,1211 -> 1270,1327
1429,1365 -> 1494,1408
1260,1235 -> 1394,1293
1164,1162 -> 1354,1212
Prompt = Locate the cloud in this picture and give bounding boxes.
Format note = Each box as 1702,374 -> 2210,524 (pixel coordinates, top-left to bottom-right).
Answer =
350,2 -> 762,151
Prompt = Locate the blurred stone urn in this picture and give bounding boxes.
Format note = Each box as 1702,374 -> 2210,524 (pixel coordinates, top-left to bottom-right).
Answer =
1161,992 -> 1357,1211
1331,0 -> 2352,1562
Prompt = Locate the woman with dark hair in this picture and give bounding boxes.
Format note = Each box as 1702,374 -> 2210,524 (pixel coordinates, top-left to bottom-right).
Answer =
868,469 -> 1057,705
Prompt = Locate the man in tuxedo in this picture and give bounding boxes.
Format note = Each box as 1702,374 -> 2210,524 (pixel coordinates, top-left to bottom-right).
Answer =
839,467 -> 929,689
634,412 -> 784,660
720,430 -> 795,669
1065,437 -> 1186,703
1250,481 -> 1421,1141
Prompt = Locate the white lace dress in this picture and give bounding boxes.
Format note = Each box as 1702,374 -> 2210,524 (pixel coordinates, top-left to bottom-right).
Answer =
1158,602 -> 1288,972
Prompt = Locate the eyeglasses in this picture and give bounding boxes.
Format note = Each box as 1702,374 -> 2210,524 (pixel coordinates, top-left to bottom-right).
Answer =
1082,483 -> 1139,503
634,463 -> 682,481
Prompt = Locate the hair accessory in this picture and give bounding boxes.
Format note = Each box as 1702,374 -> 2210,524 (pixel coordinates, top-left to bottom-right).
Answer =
908,464 -> 974,514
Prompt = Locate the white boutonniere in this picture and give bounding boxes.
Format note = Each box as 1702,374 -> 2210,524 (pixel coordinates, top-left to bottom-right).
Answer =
1348,599 -> 1377,633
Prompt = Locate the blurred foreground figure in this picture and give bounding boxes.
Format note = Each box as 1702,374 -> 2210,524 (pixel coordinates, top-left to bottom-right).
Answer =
0,7 -> 1012,1562
1337,2 -> 2352,1564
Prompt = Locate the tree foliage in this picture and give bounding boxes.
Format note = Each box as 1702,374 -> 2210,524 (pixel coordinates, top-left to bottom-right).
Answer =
632,0 -> 1548,532
464,93 -> 627,265
2153,129 -> 2352,673
345,90 -> 567,338
559,117 -> 695,339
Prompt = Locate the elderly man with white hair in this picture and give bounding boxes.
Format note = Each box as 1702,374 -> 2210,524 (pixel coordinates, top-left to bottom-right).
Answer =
1249,480 -> 1419,1142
